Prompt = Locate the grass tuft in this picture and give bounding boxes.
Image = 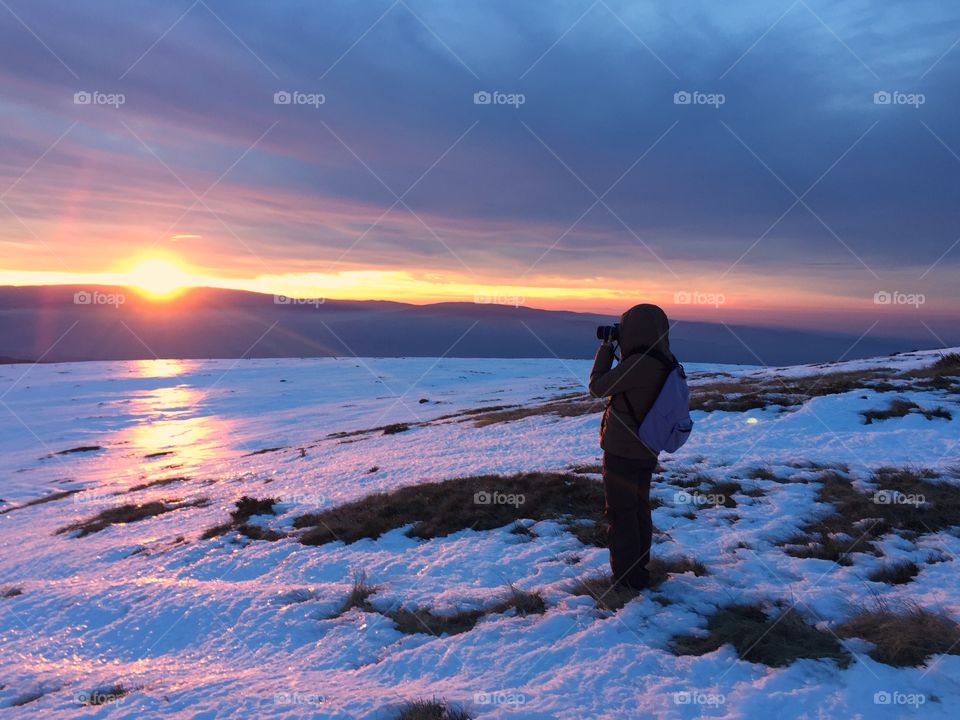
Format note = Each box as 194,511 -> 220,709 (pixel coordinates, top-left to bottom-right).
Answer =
202,497 -> 282,540
338,573 -> 377,615
396,698 -> 472,720
862,398 -> 952,424
837,604 -> 960,666
671,603 -> 851,668
867,560 -> 920,585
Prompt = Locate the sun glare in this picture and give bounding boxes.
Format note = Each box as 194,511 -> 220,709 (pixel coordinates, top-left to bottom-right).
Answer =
125,258 -> 193,299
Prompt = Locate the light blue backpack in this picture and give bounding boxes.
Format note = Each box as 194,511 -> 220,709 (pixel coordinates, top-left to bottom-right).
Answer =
621,347 -> 693,454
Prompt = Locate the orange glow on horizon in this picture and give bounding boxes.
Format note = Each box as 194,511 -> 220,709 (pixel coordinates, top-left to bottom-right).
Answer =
123,257 -> 194,300
0,265 -> 938,330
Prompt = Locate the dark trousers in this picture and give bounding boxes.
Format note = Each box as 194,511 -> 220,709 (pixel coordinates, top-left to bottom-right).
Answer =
602,451 -> 654,588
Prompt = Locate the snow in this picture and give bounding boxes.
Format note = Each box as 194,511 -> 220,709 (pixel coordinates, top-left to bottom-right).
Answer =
1,350 -> 959,718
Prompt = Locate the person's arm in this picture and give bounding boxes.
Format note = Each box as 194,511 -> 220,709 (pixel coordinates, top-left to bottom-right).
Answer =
589,342 -> 620,397
590,347 -> 659,398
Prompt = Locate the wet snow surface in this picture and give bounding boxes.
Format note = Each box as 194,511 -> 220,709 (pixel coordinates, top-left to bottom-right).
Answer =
1,350 -> 958,718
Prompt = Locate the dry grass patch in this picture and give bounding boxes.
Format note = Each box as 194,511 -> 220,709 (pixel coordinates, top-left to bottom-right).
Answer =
569,463 -> 602,475
671,603 -> 852,668
337,573 -> 378,615
746,467 -> 778,481
127,476 -> 188,493
54,445 -> 104,455
868,560 -> 919,585
396,699 -> 472,720
387,587 -> 545,636
781,468 -> 960,564
295,472 -> 605,547
902,353 -> 960,390
648,556 -> 708,586
837,603 -> 960,666
861,398 -> 952,424
57,499 -> 209,537
0,488 -> 82,515
202,496 -> 283,541
570,575 -> 639,612
572,558 -> 706,611
690,368 -> 899,413
469,395 -> 604,428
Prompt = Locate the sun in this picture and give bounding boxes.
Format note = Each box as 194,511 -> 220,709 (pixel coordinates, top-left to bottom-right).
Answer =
125,257 -> 193,299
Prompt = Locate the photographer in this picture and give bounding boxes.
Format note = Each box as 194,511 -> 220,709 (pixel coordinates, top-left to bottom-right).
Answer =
589,304 -> 674,590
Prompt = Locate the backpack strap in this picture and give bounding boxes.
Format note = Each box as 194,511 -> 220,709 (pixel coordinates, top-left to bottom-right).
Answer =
615,345 -> 680,426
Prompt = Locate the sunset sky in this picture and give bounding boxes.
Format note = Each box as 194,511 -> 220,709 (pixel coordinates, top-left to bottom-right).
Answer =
1,0 -> 959,337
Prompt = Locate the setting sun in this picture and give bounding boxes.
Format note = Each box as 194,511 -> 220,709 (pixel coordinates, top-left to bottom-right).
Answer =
125,258 -> 193,299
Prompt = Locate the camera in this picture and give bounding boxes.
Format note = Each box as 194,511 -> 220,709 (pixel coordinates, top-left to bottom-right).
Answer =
596,323 -> 619,342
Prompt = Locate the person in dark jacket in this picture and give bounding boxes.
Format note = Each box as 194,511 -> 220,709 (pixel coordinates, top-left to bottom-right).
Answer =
589,303 -> 673,590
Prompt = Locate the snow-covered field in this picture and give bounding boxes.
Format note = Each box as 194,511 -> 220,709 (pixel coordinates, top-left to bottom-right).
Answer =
1,350 -> 958,718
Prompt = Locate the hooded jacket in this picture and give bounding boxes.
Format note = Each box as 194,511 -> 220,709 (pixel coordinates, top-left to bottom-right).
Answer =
588,304 -> 674,464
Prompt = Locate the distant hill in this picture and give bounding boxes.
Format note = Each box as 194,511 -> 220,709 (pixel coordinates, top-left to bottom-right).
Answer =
0,285 -> 932,365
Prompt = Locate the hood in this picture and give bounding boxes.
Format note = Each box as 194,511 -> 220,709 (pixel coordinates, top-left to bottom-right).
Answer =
619,303 -> 671,358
